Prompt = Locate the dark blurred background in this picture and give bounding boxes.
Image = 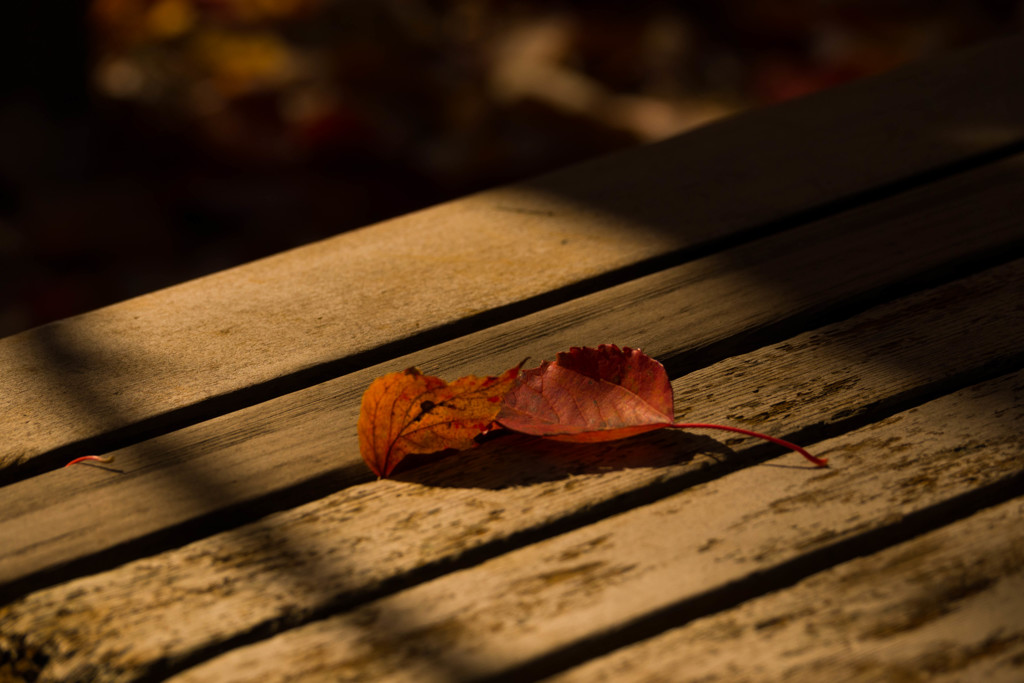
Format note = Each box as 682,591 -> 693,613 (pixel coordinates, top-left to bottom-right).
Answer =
1,1 -> 1020,338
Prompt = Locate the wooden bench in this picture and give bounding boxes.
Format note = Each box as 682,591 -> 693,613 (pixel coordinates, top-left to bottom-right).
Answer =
2,36 -> 1024,682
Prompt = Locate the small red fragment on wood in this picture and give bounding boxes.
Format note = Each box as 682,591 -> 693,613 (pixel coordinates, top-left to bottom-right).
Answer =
65,455 -> 115,468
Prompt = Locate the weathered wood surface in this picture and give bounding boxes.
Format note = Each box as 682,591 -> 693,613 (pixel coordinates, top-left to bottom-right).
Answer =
2,38 -> 1024,683
2,256 -> 1021,682
165,369 -> 1024,683
548,497 -> 1024,683
3,151 -> 1024,605
3,36 -> 1024,476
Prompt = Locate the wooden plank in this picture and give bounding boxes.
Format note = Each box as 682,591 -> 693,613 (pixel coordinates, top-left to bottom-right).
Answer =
2,153 -> 1023,603
4,37 -> 1024,474
162,369 -> 1024,683
2,256 -> 1022,681
547,497 -> 1024,683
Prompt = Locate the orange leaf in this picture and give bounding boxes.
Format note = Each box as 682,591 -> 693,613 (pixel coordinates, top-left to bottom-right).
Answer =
357,364 -> 522,477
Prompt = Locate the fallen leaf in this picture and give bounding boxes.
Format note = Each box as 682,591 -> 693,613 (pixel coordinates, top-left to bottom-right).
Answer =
497,344 -> 674,442
498,345 -> 826,466
358,363 -> 522,477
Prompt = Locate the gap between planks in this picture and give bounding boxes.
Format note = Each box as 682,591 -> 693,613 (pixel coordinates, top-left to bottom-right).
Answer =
168,367 -> 1024,682
3,36 -> 1024,477
1,253 -> 1023,681
1,151 -> 1024,604
545,496 -> 1024,683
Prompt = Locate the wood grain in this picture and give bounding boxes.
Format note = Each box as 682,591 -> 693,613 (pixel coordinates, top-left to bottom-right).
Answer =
3,37 -> 1024,473
548,498 -> 1024,683
2,256 -> 1022,681
165,369 -> 1024,682
2,152 -> 1023,603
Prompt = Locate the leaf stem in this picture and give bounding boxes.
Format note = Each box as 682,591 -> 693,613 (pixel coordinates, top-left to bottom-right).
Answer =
672,423 -> 827,467
64,455 -> 115,468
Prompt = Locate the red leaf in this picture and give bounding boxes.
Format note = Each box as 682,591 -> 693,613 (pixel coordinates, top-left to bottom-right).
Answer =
497,345 -> 675,442
498,345 -> 826,466
358,364 -> 521,477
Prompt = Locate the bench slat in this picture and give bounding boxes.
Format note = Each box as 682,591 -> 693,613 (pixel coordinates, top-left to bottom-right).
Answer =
166,368 -> 1024,682
3,37 -> 1024,473
2,256 -> 1021,681
2,152 -> 1023,602
549,497 -> 1024,683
